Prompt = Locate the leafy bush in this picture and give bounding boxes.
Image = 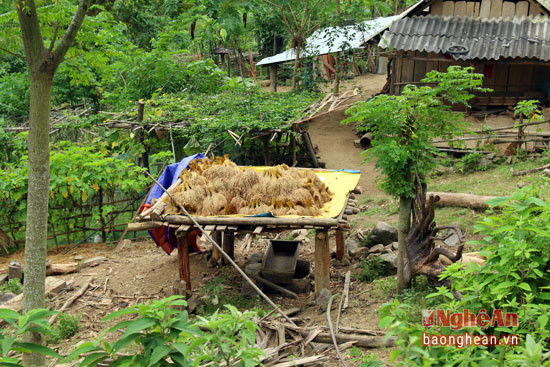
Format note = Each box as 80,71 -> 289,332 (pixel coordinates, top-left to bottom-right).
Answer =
355,255 -> 388,283
455,152 -> 491,173
0,308 -> 61,365
69,296 -> 263,367
52,312 -> 80,341
0,278 -> 22,295
0,72 -> 29,119
378,182 -> 550,365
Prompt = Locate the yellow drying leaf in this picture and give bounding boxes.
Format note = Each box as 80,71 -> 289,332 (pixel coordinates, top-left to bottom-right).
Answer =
69,186 -> 74,194
62,191 -> 68,198
112,142 -> 118,148
92,183 -> 99,191
82,191 -> 88,202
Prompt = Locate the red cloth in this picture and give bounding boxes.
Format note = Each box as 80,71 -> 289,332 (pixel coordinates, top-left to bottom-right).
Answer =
140,203 -> 201,255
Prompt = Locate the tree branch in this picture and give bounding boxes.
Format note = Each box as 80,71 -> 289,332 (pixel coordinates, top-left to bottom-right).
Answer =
48,22 -> 59,53
52,0 -> 91,67
15,0 -> 45,69
0,46 -> 26,61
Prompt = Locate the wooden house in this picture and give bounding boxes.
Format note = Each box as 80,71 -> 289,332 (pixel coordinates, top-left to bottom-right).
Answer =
381,0 -> 550,106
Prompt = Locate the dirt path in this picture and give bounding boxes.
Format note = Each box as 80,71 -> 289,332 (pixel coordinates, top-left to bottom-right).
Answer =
307,73 -> 388,198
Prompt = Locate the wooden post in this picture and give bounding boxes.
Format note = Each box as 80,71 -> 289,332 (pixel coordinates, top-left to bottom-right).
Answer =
301,132 -> 319,168
314,229 -> 330,295
291,126 -> 297,167
222,231 -> 235,265
262,135 -> 271,166
270,64 -> 278,92
335,229 -> 345,260
177,236 -> 191,291
137,102 -> 149,172
211,231 -> 223,264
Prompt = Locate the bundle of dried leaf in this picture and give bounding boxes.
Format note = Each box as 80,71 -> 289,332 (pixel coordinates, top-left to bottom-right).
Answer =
163,155 -> 332,217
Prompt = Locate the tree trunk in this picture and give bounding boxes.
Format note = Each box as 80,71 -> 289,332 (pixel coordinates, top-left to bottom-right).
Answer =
332,53 -> 340,95
22,72 -> 53,367
292,41 -> 302,89
397,194 -> 412,292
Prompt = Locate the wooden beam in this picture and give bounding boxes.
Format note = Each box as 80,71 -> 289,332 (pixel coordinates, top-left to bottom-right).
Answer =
335,229 -> 345,260
314,229 -> 330,295
162,215 -> 339,228
270,64 -> 278,92
178,236 -> 191,291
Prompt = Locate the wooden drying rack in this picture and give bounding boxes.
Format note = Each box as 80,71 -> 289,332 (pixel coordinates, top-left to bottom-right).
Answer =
128,187 -> 360,297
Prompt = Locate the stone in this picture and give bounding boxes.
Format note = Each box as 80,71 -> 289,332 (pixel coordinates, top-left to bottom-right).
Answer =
315,288 -> 332,310
444,232 -> 460,247
294,260 -> 310,279
380,253 -> 398,272
0,293 -> 16,304
291,229 -> 308,239
260,80 -> 271,87
391,242 -> 398,251
383,244 -> 393,253
543,168 -> 550,178
187,294 -> 203,313
245,263 -> 262,277
368,244 -> 385,254
370,222 -> 398,245
73,255 -> 84,261
350,247 -> 369,259
115,239 -> 132,253
248,253 -> 263,264
346,238 -> 363,257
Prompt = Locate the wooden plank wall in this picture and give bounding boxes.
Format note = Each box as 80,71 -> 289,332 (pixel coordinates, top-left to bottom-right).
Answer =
390,51 -> 550,105
430,0 -> 547,17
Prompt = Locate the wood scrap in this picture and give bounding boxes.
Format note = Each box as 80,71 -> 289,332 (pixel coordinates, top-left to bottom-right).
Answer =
251,275 -> 298,299
49,279 -> 91,325
46,262 -> 79,275
342,271 -> 351,310
511,163 -> 550,176
80,256 -> 108,269
272,355 -> 329,367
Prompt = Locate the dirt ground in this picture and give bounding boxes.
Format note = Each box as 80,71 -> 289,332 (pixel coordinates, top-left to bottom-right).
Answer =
2,72 -> 539,366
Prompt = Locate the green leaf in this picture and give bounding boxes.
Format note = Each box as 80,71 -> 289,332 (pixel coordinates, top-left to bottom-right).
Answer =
486,197 -> 512,208
121,317 -> 157,338
518,283 -> 531,292
13,342 -> 61,358
148,345 -> 171,366
379,316 -> 394,329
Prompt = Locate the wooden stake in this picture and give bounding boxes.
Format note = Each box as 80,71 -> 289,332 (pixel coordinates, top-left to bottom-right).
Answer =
335,230 -> 345,260
177,236 -> 191,291
314,229 -> 330,294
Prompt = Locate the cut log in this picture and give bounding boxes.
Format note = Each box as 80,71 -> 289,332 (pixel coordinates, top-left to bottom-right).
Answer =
127,221 -> 165,231
46,263 -> 79,275
427,191 -> 497,210
251,275 -> 298,299
80,256 -> 108,269
511,163 -> 550,176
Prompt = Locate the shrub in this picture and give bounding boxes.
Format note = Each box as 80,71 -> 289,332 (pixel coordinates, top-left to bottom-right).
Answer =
355,255 -> 388,283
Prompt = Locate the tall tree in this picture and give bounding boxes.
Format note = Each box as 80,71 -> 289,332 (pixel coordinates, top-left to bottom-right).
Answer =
14,0 -> 91,364
344,66 -> 488,292
263,0 -> 323,89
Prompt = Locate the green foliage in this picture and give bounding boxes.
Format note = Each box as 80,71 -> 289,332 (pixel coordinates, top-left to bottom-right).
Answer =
344,66 -> 490,197
455,152 -> 491,174
51,312 -> 80,342
350,348 -> 384,367
443,181 -> 550,307
355,255 -> 388,283
68,295 -> 263,367
514,100 -> 542,121
0,308 -> 61,365
378,182 -> 550,365
0,139 -> 148,245
0,278 -> 23,295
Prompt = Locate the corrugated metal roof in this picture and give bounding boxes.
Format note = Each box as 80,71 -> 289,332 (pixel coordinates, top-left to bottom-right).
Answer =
257,15 -> 401,66
380,16 -> 550,61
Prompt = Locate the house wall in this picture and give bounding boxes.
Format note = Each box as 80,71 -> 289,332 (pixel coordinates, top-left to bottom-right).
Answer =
390,51 -> 550,105
429,0 -> 546,17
